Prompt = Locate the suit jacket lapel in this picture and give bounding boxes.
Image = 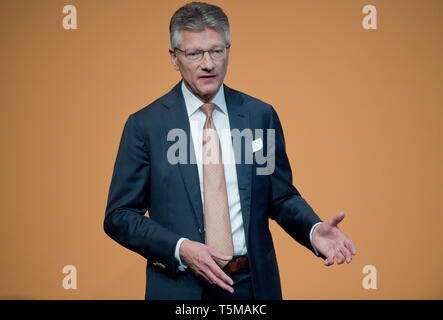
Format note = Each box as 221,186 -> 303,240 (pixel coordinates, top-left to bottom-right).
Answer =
224,85 -> 252,249
161,81 -> 205,236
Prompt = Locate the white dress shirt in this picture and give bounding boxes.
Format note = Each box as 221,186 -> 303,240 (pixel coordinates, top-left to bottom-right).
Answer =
174,81 -> 321,270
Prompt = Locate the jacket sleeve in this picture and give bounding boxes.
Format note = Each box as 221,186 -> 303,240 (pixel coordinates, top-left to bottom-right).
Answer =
267,106 -> 324,256
104,113 -> 181,276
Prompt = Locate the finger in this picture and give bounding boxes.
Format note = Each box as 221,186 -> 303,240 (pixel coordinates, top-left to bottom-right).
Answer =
197,265 -> 226,288
324,251 -> 335,266
213,258 -> 229,269
192,253 -> 233,288
196,267 -> 212,284
201,247 -> 233,287
339,246 -> 352,264
335,250 -> 345,264
204,265 -> 234,293
324,257 -> 333,266
207,258 -> 234,287
329,211 -> 345,227
345,240 -> 357,255
208,247 -> 232,262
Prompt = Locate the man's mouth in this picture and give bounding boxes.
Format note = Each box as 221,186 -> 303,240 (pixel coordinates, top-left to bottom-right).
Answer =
199,75 -> 216,80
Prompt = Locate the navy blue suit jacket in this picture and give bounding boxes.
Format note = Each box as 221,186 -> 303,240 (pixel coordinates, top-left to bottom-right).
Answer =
104,81 -> 322,299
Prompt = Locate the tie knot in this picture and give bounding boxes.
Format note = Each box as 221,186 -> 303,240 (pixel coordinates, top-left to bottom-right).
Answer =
200,103 -> 216,118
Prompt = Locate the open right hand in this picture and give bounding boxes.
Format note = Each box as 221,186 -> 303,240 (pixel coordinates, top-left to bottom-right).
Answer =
179,240 -> 234,294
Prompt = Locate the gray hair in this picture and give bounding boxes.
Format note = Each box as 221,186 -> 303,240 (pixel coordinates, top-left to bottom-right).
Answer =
169,2 -> 230,49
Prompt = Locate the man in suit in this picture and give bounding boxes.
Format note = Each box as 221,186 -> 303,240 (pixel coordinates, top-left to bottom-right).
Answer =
104,2 -> 357,300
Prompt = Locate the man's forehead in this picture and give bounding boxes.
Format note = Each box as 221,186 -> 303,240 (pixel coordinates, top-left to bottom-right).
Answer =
179,28 -> 226,48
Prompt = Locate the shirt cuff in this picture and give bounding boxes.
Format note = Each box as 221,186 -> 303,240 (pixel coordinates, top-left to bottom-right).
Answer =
309,222 -> 323,257
174,237 -> 189,271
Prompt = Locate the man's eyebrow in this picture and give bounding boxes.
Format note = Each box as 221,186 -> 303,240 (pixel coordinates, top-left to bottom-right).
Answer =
187,45 -> 226,51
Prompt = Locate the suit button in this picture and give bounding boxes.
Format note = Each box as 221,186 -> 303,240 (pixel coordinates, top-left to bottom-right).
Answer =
198,228 -> 202,234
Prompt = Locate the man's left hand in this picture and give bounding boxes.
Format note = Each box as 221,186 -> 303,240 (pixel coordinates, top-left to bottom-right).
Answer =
312,211 -> 357,266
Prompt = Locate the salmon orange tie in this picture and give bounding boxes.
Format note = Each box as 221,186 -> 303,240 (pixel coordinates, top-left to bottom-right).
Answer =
200,103 -> 234,257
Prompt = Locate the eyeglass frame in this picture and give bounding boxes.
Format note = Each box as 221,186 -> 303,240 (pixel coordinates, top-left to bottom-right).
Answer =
173,44 -> 231,62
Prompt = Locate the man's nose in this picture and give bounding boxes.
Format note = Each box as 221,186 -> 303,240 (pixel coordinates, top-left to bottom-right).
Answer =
200,51 -> 215,70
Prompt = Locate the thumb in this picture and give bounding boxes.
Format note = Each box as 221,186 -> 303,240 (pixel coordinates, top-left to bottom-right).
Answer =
329,211 -> 345,227
209,247 -> 232,261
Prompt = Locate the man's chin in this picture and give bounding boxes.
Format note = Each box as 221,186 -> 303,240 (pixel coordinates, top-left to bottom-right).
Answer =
196,86 -> 221,101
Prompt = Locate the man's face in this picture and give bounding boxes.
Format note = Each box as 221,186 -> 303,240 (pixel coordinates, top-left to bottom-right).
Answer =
170,28 -> 229,102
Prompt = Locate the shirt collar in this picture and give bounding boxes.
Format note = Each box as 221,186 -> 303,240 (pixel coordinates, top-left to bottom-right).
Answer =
181,80 -> 227,117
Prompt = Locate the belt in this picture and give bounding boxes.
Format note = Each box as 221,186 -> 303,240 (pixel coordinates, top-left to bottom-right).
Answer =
223,255 -> 249,275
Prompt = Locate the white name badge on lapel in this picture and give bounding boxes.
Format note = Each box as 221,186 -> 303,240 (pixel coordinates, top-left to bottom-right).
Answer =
252,138 -> 263,152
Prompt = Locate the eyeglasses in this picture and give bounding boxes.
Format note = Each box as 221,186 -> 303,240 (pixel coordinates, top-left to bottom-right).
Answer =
174,44 -> 230,62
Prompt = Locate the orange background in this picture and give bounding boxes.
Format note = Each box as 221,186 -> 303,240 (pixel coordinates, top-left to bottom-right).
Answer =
0,0 -> 441,299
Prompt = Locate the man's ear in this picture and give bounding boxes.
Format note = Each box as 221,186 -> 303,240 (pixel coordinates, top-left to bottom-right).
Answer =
169,48 -> 180,71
